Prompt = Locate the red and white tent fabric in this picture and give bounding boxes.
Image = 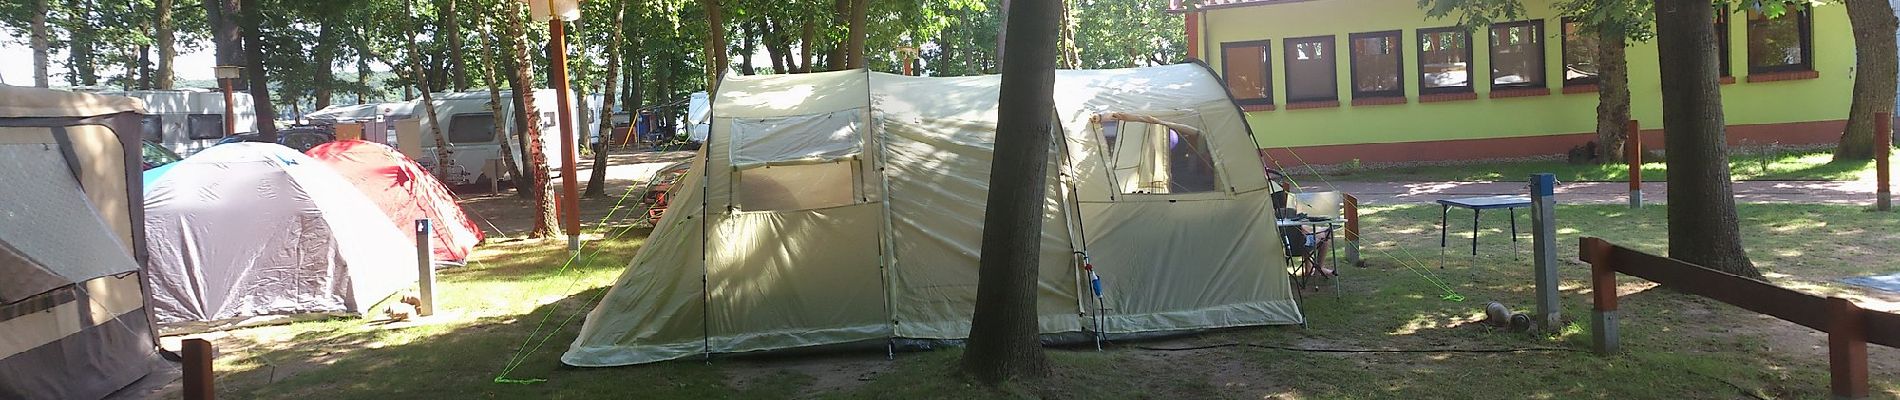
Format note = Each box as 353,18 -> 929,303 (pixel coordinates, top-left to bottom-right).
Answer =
307,140 -> 484,263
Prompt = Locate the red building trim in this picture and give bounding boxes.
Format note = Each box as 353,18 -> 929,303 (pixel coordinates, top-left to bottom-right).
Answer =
1257,119 -> 1845,166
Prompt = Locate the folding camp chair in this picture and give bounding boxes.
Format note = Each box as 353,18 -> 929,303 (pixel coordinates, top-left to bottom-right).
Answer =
1275,189 -> 1346,293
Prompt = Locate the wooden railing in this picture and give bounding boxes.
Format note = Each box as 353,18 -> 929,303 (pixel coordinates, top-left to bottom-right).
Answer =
1580,237 -> 1900,399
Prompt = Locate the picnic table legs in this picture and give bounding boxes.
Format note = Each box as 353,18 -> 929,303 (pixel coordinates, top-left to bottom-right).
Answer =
1471,209 -> 1481,256
1440,205 -> 1449,248
1510,207 -> 1519,254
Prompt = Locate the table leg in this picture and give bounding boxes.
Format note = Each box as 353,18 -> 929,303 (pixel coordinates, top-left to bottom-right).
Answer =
1510,208 -> 1519,243
1471,209 -> 1481,256
1440,205 -> 1449,248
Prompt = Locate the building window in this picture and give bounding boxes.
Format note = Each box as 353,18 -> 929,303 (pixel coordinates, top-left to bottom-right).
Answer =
1561,19 -> 1598,86
1716,5 -> 1732,77
1349,30 -> 1404,99
1417,27 -> 1473,93
1283,35 -> 1338,102
1490,20 -> 1546,88
1747,6 -> 1812,73
1220,40 -> 1273,106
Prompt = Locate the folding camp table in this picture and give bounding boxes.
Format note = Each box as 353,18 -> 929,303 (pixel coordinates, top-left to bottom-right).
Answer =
1437,195 -> 1530,256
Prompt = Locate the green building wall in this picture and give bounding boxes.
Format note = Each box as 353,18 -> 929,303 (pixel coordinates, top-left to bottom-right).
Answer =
1197,0 -> 1854,164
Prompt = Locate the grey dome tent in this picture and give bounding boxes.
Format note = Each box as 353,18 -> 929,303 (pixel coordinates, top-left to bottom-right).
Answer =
0,86 -> 159,399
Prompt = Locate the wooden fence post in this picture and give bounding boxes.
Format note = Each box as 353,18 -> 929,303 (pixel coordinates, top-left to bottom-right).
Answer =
1827,297 -> 1870,399
1531,174 -> 1560,329
1877,112 -> 1890,212
1582,237 -> 1619,354
1627,120 -> 1641,209
1344,193 -> 1362,267
183,338 -> 215,400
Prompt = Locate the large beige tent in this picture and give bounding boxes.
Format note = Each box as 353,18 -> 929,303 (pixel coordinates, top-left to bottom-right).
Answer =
564,64 -> 1300,367
0,86 -> 158,399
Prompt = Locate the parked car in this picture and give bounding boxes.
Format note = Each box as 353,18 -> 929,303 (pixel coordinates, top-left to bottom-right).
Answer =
141,140 -> 182,170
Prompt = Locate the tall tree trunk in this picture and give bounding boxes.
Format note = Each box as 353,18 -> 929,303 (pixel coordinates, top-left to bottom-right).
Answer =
995,0 -> 1010,68
31,0 -> 50,87
313,18 -> 339,109
238,0 -> 276,140
703,0 -> 727,90
504,0 -> 558,238
846,0 -> 867,69
763,18 -> 787,74
937,19 -> 956,76
69,0 -> 99,86
206,0 -> 241,68
826,0 -> 848,70
961,0 -> 1057,385
481,20 -> 522,192
1838,0 -> 1900,161
408,0 -> 454,180
1056,0 -> 1078,69
1654,0 -> 1762,280
739,21 -> 758,75
587,1 -> 628,197
1595,26 -> 1631,164
154,0 -> 174,88
504,45 -> 534,196
799,19 -> 815,73
445,0 -> 468,91
356,38 -> 373,103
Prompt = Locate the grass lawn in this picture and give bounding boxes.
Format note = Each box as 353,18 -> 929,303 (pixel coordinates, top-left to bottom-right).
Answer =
1305,148 -> 1898,182
187,204 -> 1900,399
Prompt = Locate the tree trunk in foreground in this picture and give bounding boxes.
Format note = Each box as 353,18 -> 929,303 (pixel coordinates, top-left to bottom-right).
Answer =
846,0 -> 867,69
702,0 -> 726,91
505,0 -> 558,238
238,0 -> 277,141
1837,0 -> 1899,161
587,1 -> 627,197
154,0 -> 175,89
1595,25 -> 1631,164
961,0 -> 1058,385
1653,0 -> 1763,280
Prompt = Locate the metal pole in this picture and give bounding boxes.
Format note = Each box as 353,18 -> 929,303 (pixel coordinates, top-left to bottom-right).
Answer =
416,219 -> 435,317
1877,112 -> 1890,212
222,78 -> 236,137
1530,173 -> 1560,330
549,10 -> 582,252
1626,119 -> 1640,209
183,338 -> 216,400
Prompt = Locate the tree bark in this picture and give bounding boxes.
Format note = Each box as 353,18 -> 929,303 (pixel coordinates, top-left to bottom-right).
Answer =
763,17 -> 788,74
31,0 -> 50,87
1056,0 -> 1078,69
1595,25 -> 1631,164
504,0 -> 558,238
154,0 -> 174,89
445,0 -> 468,91
480,19 -> 521,193
961,0 -> 1057,385
1653,0 -> 1762,280
826,0 -> 848,70
739,20 -> 758,75
408,0 -> 453,179
846,0 -> 867,69
206,0 -> 241,68
587,0 -> 628,198
799,19 -> 815,73
702,0 -> 727,91
1837,0 -> 1900,161
238,0 -> 276,140
995,0 -> 1010,68
313,17 -> 339,110
69,0 -> 99,86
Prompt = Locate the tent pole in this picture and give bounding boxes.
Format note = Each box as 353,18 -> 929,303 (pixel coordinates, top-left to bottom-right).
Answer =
867,75 -> 901,360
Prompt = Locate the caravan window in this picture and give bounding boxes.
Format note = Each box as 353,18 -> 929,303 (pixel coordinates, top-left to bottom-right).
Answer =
140,115 -> 163,142
186,114 -> 224,139
1101,117 -> 1221,195
447,113 -> 496,143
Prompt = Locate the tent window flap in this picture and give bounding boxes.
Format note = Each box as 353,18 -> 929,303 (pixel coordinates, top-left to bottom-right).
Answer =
1098,114 -> 1221,195
730,109 -> 864,167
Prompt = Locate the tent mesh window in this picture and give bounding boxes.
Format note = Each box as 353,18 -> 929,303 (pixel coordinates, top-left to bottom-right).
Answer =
1102,117 -> 1221,195
729,108 -> 867,212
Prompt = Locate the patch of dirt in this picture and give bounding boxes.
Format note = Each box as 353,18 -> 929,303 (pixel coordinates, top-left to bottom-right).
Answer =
457,150 -> 695,239
722,353 -> 894,398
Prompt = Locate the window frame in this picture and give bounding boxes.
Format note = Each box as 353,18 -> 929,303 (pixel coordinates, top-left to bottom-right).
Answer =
1219,40 -> 1274,107
1282,35 -> 1340,103
1745,5 -> 1814,74
1416,26 -> 1476,95
185,114 -> 226,140
445,112 -> 498,144
1559,18 -> 1599,87
1488,19 -> 1548,90
1348,30 -> 1406,100
1716,4 -> 1733,78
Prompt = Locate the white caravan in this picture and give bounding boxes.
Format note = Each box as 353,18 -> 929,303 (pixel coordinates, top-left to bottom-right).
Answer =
393,89 -> 595,186
102,90 -> 258,156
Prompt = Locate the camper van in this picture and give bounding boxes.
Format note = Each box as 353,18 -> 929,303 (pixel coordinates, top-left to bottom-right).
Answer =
102,90 -> 258,156
394,89 -> 595,186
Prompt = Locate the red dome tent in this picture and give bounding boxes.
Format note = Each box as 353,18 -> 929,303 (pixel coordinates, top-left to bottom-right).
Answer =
307,140 -> 484,263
